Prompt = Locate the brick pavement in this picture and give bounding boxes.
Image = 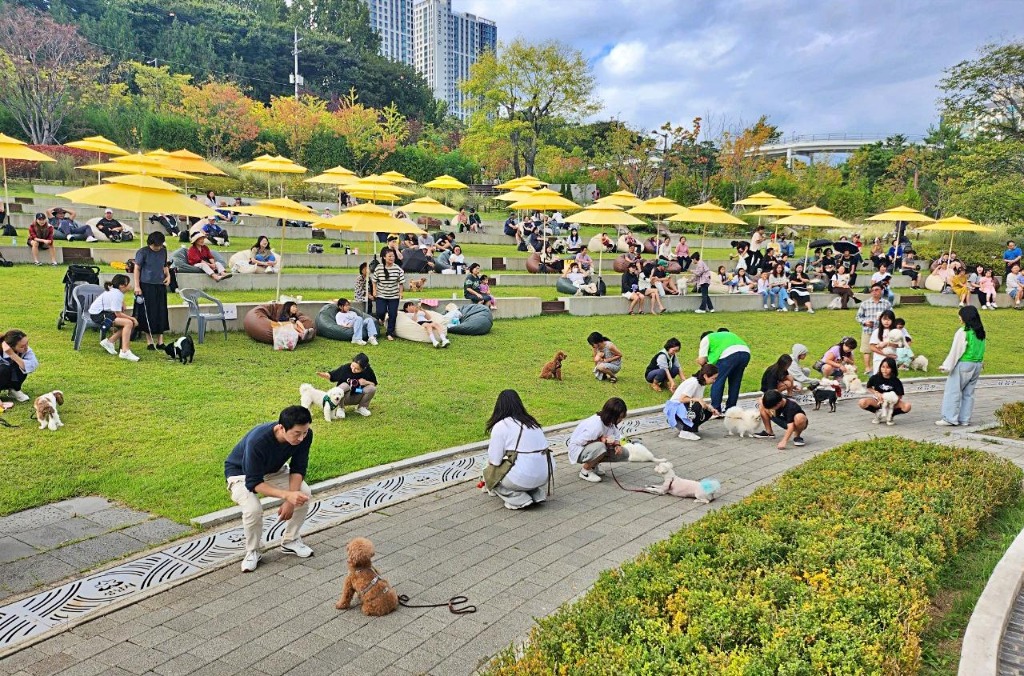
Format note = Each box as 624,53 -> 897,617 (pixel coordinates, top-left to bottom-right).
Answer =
2,384 -> 1023,676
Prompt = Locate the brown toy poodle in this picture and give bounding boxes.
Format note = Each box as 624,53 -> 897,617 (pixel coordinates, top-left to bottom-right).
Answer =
539,350 -> 567,380
335,537 -> 399,616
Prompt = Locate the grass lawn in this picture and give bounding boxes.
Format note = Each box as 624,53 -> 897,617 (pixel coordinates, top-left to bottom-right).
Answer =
0,265 -> 1020,524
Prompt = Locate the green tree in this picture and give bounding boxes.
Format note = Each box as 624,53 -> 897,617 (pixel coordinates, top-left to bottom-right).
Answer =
289,0 -> 378,53
941,40 -> 1024,140
937,138 -> 1024,223
462,38 -> 600,176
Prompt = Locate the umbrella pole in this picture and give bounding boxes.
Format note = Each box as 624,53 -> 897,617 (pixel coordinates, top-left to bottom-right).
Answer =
948,231 -> 955,264
2,159 -> 8,233
277,221 -> 285,302
700,224 -> 707,257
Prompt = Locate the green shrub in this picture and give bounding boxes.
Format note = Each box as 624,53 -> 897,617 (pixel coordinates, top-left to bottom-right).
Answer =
141,114 -> 200,154
995,402 -> 1024,439
485,439 -> 1022,675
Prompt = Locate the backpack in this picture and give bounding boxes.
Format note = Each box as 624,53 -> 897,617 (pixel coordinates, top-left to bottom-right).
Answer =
0,223 -> 15,238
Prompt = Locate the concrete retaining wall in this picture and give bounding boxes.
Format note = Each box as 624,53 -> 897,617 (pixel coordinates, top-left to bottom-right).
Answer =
560,292 -> 901,316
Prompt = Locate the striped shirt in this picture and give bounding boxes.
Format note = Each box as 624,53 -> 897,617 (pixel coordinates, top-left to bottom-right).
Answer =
371,264 -> 405,299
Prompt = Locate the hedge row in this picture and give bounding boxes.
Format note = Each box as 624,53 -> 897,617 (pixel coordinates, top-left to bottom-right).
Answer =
486,439 -> 1022,674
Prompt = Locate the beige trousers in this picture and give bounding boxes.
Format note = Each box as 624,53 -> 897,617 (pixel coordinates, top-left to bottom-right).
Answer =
227,465 -> 311,555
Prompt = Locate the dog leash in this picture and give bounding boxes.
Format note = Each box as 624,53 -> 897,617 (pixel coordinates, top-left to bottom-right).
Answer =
398,594 -> 476,615
608,469 -> 652,494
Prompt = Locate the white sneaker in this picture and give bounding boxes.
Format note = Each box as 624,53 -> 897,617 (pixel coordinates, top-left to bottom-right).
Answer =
935,419 -> 957,426
352,339 -> 367,346
441,338 -> 450,348
787,298 -> 795,306
355,406 -> 371,417
86,236 -> 98,243
99,338 -> 117,355
763,303 -> 769,309
432,340 -> 440,348
678,430 -> 701,441
579,469 -> 602,483
119,350 -> 140,362
281,537 -> 314,558
368,336 -> 378,345
337,407 -> 346,419
807,308 -> 815,314
11,390 -> 29,403
780,307 -> 788,312
241,551 -> 261,573
709,308 -> 715,313
694,309 -> 706,314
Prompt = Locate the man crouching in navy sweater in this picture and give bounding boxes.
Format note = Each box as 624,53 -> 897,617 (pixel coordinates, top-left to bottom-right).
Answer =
225,406 -> 315,573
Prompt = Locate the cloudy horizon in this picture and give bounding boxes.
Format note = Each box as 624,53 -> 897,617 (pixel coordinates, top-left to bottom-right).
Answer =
460,0 -> 1022,140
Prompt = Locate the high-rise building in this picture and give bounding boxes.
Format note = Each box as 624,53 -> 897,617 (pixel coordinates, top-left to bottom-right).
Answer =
360,0 -> 415,66
413,0 -> 496,121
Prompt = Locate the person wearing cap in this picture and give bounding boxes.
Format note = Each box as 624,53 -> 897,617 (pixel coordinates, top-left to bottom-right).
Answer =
95,208 -> 127,242
187,232 -> 230,281
46,207 -> 93,243
27,213 -> 57,265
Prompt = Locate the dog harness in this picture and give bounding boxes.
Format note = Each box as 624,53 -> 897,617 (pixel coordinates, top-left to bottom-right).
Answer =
322,394 -> 339,410
355,566 -> 392,602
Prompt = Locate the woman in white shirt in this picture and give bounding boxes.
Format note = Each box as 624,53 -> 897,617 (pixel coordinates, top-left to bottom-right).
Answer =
868,310 -> 897,375
664,364 -> 719,441
87,274 -> 140,361
568,397 -> 628,483
484,390 -> 554,510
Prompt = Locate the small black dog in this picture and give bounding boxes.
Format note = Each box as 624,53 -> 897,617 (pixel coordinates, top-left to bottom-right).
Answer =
812,384 -> 838,412
162,335 -> 195,364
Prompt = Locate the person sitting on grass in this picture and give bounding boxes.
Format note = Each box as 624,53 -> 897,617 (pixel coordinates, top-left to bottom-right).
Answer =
755,389 -> 808,450
664,363 -> 719,441
249,236 -> 278,273
645,337 -> 681,392
88,274 -> 140,362
335,298 -> 378,346
317,352 -> 378,417
568,397 -> 629,483
858,356 -> 912,422
588,331 -> 622,383
27,213 -> 57,266
187,232 -> 231,281
760,354 -> 798,395
404,301 -> 450,348
95,208 -> 128,242
0,329 -> 38,405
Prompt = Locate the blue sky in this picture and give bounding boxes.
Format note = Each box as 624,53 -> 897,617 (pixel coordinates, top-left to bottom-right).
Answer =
460,0 -> 1023,139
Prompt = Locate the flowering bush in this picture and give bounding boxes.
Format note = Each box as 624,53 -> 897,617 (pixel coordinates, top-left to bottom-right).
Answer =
4,145 -> 95,178
486,439 -> 1022,674
995,402 -> 1024,439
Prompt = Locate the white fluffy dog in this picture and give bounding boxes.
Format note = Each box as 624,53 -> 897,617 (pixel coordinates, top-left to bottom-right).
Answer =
842,365 -> 868,394
723,406 -> 761,438
644,462 -> 721,504
910,355 -> 929,371
34,390 -> 64,431
299,383 -> 346,421
874,391 -> 900,426
621,441 -> 666,463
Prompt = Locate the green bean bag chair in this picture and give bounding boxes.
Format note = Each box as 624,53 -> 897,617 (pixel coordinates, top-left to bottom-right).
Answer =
170,246 -> 227,274
315,303 -> 378,342
556,276 -> 580,295
448,303 -> 493,336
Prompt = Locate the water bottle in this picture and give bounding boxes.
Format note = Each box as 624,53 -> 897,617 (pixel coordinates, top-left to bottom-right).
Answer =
10,237 -> 15,246
451,292 -> 457,300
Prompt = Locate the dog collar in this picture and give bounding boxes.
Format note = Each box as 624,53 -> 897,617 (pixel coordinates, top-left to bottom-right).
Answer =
322,394 -> 338,410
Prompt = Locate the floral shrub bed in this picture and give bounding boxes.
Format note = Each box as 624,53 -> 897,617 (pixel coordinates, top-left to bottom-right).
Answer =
486,439 -> 1023,675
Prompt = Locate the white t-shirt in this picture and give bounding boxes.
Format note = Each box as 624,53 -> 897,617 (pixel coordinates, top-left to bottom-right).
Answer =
671,377 -> 704,403
869,327 -> 901,373
88,288 -> 125,315
335,310 -> 358,327
567,414 -> 620,464
487,418 -> 553,489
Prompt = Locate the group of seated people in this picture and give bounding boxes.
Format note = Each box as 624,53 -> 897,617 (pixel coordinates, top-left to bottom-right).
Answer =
504,211 -> 566,246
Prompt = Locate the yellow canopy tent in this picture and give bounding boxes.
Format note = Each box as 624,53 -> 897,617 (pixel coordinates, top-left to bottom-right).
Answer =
666,201 -> 746,254
239,155 -> 307,197
229,198 -> 319,300
0,133 -> 54,224
915,216 -> 995,262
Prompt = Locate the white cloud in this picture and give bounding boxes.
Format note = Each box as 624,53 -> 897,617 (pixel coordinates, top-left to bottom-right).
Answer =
601,41 -> 648,77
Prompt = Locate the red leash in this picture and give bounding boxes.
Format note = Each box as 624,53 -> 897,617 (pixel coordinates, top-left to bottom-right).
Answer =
608,468 -> 652,494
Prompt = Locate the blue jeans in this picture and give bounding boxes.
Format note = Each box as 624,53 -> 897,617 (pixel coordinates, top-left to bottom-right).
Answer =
940,361 -> 983,425
375,298 -> 400,338
350,316 -> 378,342
769,287 -> 790,308
645,366 -> 680,385
709,350 -> 750,411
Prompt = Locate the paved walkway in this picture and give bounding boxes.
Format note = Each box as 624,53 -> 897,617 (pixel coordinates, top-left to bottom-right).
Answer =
2,379 -> 1023,676
1001,589 -> 1024,675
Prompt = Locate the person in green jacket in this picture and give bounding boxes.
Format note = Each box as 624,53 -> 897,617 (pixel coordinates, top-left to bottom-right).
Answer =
936,305 -> 986,427
695,328 -> 751,412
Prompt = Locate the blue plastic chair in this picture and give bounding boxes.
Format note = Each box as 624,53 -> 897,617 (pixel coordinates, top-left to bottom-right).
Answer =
72,284 -> 104,351
178,288 -> 228,343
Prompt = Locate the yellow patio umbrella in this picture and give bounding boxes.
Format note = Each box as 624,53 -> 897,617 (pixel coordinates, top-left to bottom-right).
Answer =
230,197 -> 319,299
398,197 -> 458,216
305,167 -> 358,209
0,133 -> 55,225
565,203 -> 645,279
495,175 -> 545,190
865,205 -> 935,223
66,136 -> 129,184
159,149 -> 227,176
915,216 -> 995,263
345,189 -> 403,203
744,200 -> 797,242
597,190 -> 644,208
734,191 -> 780,207
506,190 -> 580,212
628,196 -> 684,217
78,153 -> 196,181
773,205 -> 854,264
380,170 -> 417,184
347,175 -> 416,196
422,175 -> 468,190
494,186 -> 537,202
58,174 -> 216,237
239,155 -> 307,197
667,200 -> 747,254
314,203 -> 426,276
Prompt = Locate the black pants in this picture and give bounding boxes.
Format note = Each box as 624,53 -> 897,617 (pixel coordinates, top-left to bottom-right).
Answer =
376,297 -> 400,338
679,256 -> 691,271
698,283 -> 713,310
0,361 -> 27,392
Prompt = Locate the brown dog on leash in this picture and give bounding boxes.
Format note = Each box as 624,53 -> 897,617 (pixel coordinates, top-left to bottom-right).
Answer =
539,350 -> 567,381
336,537 -> 398,616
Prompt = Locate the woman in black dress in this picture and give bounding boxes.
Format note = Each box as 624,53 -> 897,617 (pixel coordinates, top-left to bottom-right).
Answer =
132,231 -> 171,350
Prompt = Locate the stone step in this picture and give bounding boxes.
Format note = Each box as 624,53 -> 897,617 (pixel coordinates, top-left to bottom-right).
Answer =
901,295 -> 926,304
541,300 -> 567,314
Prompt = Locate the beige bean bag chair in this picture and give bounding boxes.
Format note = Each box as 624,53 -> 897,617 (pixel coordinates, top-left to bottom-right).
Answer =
85,217 -> 135,242
229,249 -> 280,274
616,234 -> 641,253
243,303 -> 316,345
588,234 -> 615,254
924,274 -> 946,292
394,309 -> 448,343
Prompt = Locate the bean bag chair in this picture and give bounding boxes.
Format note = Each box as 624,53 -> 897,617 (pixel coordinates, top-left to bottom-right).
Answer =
315,303 -> 377,342
556,276 -> 582,295
170,246 -> 227,274
708,281 -> 730,295
665,261 -> 682,275
616,234 -> 641,253
243,303 -> 317,345
587,234 -> 615,254
612,255 -> 635,273
525,253 -> 542,274
394,309 -> 446,343
642,238 -> 658,254
448,303 -> 493,336
924,274 -> 946,292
